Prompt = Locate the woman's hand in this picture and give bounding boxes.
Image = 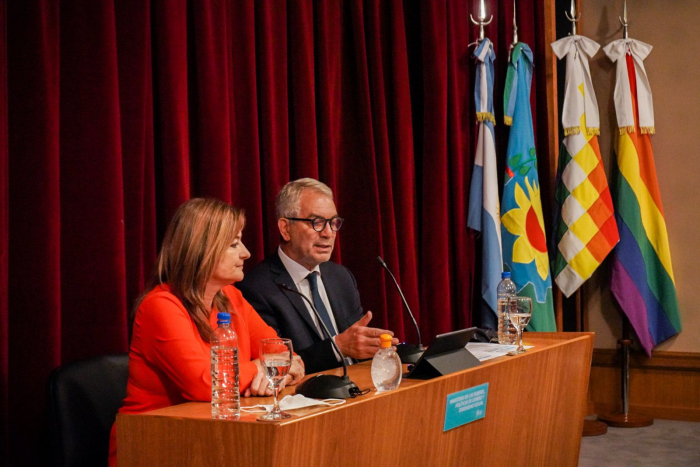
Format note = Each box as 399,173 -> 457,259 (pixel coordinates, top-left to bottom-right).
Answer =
284,355 -> 305,386
241,356 -> 305,396
242,359 -> 273,397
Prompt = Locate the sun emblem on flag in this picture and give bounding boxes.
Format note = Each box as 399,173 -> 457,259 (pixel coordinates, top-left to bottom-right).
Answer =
501,178 -> 549,280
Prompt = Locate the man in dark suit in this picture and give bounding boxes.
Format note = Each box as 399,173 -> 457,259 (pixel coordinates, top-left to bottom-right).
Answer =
237,178 -> 397,374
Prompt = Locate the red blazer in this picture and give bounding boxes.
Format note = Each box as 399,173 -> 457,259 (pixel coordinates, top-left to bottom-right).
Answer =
108,283 -> 278,465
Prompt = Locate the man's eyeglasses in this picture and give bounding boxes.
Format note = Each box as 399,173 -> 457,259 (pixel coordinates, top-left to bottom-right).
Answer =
285,216 -> 344,232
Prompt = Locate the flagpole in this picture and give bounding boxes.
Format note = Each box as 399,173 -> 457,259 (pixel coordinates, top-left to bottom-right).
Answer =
598,0 -> 654,430
564,0 -> 580,36
556,0 -> 609,438
469,0 -> 493,47
598,313 -> 654,428
579,285 -> 608,436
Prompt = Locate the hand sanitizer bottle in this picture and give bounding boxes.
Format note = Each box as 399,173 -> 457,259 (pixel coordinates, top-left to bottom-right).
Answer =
371,334 -> 402,392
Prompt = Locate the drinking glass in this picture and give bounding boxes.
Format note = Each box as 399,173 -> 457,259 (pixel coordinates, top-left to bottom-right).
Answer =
258,338 -> 293,421
508,297 -> 532,354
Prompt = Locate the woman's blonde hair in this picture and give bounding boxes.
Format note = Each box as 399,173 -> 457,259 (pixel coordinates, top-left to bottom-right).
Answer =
133,198 -> 246,342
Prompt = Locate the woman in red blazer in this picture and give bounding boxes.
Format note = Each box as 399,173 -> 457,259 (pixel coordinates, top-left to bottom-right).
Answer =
108,198 -> 304,466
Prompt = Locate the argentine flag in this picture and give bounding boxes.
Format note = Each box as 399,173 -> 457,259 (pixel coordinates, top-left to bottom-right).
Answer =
467,38 -> 502,328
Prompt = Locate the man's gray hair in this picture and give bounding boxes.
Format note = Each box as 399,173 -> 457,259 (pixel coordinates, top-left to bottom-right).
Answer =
275,178 -> 334,219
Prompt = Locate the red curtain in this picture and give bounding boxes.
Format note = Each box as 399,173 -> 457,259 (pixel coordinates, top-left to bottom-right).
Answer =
0,1 -> 8,464
0,1 -> 553,465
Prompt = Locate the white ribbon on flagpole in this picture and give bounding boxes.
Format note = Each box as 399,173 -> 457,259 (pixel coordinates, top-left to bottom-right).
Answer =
603,38 -> 655,135
551,35 -> 600,136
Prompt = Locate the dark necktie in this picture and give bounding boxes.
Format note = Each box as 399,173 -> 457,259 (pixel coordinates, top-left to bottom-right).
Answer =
306,272 -> 336,337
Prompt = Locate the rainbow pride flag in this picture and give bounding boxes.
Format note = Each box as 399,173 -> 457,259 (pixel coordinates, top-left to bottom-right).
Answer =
604,39 -> 681,355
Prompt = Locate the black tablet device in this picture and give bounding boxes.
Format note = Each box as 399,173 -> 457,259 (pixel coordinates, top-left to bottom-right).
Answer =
405,327 -> 481,380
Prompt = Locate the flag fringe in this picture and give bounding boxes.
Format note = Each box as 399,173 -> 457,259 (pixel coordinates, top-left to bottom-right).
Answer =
618,126 -> 656,136
476,112 -> 496,125
504,115 -> 513,126
564,126 -> 600,136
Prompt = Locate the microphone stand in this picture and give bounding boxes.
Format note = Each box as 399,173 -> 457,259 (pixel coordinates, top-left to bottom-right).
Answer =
377,256 -> 425,364
277,283 -> 362,399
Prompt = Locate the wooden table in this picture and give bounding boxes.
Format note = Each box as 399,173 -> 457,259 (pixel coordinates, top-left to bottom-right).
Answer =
117,332 -> 593,466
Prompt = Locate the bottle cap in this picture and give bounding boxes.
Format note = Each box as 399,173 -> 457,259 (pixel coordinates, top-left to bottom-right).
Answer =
217,312 -> 231,324
380,333 -> 393,349
501,271 -> 511,279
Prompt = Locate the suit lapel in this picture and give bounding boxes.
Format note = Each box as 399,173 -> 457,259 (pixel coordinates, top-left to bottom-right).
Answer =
320,262 -> 350,332
270,254 -> 324,340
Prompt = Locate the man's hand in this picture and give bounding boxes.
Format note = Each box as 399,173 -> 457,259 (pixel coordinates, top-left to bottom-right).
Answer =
334,311 -> 400,360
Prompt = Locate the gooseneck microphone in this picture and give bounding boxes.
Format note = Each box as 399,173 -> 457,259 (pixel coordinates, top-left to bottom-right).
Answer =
277,283 -> 363,399
376,256 -> 425,364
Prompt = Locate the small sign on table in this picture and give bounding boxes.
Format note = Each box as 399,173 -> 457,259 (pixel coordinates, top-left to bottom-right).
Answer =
443,383 -> 488,431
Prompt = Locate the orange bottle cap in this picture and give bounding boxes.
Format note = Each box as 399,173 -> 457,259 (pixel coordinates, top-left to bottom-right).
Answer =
380,333 -> 392,348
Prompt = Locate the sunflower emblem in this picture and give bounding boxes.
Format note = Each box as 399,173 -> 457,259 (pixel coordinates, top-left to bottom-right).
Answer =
501,178 -> 549,280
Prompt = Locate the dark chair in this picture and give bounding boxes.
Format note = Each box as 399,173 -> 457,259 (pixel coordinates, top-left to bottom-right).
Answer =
47,353 -> 129,467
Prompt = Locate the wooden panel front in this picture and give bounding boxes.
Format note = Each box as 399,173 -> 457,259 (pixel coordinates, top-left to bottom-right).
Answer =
118,333 -> 593,466
589,349 -> 700,421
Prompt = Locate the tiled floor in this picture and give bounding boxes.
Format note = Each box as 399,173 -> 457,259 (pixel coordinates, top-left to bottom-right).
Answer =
578,419 -> 700,466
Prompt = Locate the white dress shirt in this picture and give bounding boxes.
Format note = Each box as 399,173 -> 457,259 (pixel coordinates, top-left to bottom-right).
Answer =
277,247 -> 346,362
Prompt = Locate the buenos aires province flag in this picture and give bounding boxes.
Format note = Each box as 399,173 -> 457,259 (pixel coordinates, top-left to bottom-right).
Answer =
500,43 -> 555,331
604,39 -> 681,355
467,39 -> 502,328
551,36 -> 619,297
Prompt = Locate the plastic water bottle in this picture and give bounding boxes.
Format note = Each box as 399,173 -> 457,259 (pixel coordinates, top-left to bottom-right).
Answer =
497,272 -> 517,345
371,334 -> 402,392
211,312 -> 240,419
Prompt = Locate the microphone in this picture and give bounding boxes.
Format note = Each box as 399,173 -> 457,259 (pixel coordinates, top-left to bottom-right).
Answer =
376,256 -> 425,364
277,283 -> 363,399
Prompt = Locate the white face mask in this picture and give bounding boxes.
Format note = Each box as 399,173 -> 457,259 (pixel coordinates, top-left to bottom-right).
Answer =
241,394 -> 345,413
